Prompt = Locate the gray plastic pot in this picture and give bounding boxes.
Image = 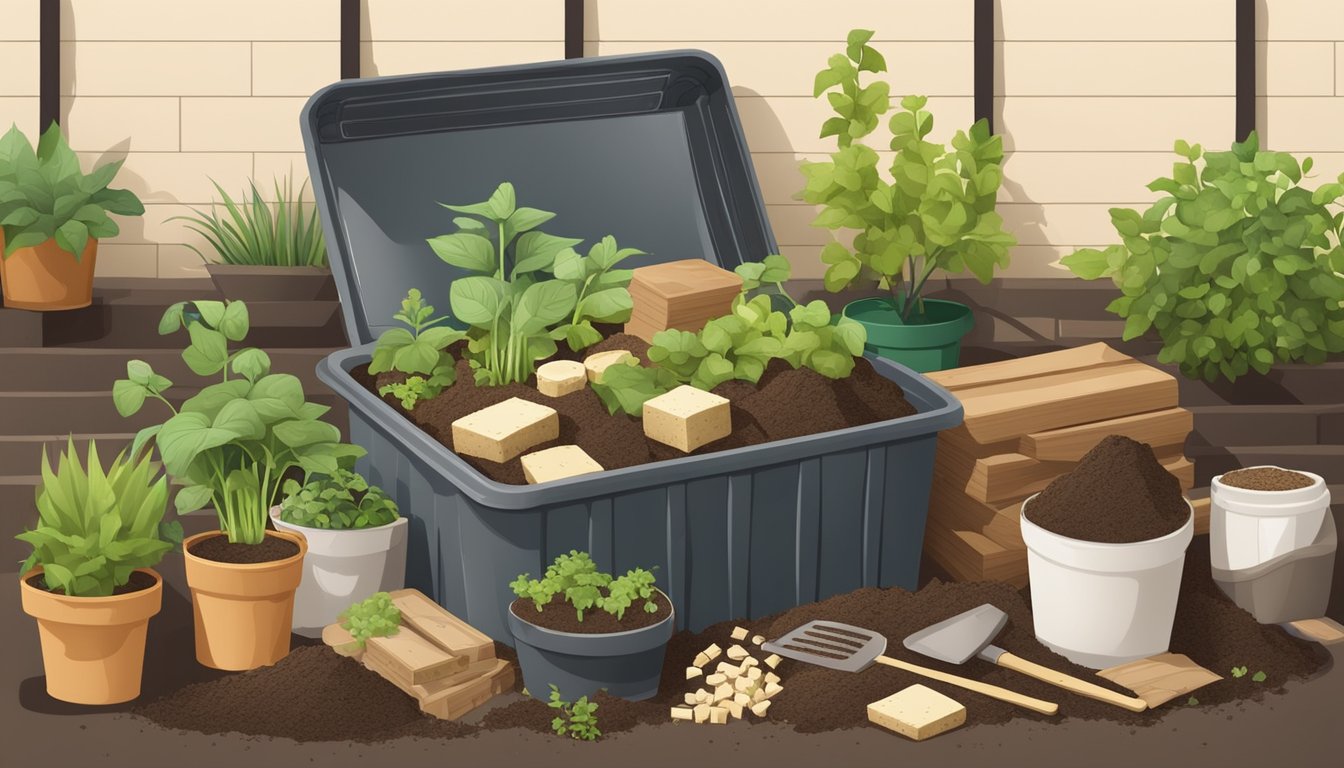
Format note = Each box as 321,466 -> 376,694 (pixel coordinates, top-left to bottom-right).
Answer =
507,595 -> 675,702
1213,512 -> 1337,624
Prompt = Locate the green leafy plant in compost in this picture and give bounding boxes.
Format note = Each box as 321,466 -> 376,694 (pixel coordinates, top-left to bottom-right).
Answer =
0,123 -> 145,259
17,438 -> 181,597
340,592 -> 401,647
169,174 -> 327,267
510,550 -> 662,623
800,30 -> 1015,323
279,468 -> 398,530
589,357 -> 680,417
371,289 -> 465,406
426,182 -> 640,386
1231,665 -> 1248,678
548,685 -> 601,742
113,299 -> 364,545
1252,670 -> 1267,683
1061,133 -> 1344,382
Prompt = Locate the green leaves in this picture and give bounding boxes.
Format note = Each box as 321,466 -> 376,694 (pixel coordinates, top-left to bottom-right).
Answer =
428,232 -> 496,274
167,175 -> 325,267
548,686 -> 601,742
370,289 -> 465,380
589,358 -> 679,417
511,550 -> 660,632
340,592 -> 402,647
278,468 -> 399,530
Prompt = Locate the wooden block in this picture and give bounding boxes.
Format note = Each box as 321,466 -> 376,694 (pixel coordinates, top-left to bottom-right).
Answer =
520,444 -> 603,484
867,684 -> 966,741
923,523 -> 1028,586
420,658 -> 515,720
1021,407 -> 1194,462
389,589 -> 495,662
1096,653 -> 1221,708
451,397 -> 559,463
1283,617 -> 1344,645
536,359 -> 587,398
643,385 -> 732,452
321,622 -> 363,660
365,629 -> 467,685
949,445 -> 1187,505
1190,495 -> 1210,536
924,342 -> 1133,392
628,259 -> 742,301
928,478 -> 1025,550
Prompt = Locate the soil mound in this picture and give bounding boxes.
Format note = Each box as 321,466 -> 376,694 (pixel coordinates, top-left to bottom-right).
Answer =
1221,466 -> 1315,491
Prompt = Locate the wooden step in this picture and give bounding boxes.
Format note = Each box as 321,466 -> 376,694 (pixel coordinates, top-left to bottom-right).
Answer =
0,433 -> 135,475
0,347 -> 337,392
1021,408 -> 1193,462
1189,404 -> 1343,446
0,390 -> 347,437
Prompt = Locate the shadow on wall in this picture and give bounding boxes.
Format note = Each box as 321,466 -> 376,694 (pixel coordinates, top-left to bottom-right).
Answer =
1253,0 -> 1271,147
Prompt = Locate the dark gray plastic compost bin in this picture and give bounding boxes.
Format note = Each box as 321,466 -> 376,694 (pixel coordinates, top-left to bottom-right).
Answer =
302,52 -> 963,642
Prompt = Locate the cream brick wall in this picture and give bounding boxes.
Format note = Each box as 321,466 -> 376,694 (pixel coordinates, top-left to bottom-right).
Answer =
361,1 -> 563,76
0,0 -> 38,133
1258,3 -> 1344,192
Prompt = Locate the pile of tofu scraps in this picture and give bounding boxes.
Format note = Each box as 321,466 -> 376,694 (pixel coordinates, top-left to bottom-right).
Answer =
670,626 -> 784,724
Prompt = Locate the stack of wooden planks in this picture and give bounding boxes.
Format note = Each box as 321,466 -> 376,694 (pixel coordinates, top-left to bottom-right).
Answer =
922,343 -> 1210,586
323,589 -> 514,720
625,259 -> 743,342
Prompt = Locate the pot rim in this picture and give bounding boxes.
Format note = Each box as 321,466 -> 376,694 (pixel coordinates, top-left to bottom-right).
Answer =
1020,494 -> 1194,573
19,565 -> 162,604
183,529 -> 309,571
508,589 -> 676,653
1212,465 -> 1327,502
203,264 -> 331,275
268,504 -> 407,533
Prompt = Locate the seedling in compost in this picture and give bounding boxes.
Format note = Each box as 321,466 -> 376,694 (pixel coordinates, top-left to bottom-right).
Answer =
279,468 -> 398,530
1231,666 -> 1247,678
371,289 -> 464,404
340,592 -> 401,647
548,685 -> 601,741
511,550 -> 661,622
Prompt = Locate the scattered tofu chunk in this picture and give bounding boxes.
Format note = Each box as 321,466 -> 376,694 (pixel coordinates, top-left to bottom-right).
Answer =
746,667 -> 763,681
671,706 -> 693,721
695,688 -> 710,703
584,350 -> 634,383
683,692 -> 698,706
750,701 -> 771,717
718,661 -> 739,678
451,397 -> 558,463
713,682 -> 734,702
764,672 -> 781,685
520,445 -> 603,484
726,700 -> 744,719
867,684 -> 966,741
751,634 -> 765,646
536,360 -> 588,397
693,703 -> 710,724
706,673 -> 727,686
741,656 -> 759,667
702,643 -> 722,662
733,676 -> 753,693
693,652 -> 710,668
686,666 -> 703,681
751,688 -> 767,704
726,644 -> 749,661
708,706 -> 729,725
764,653 -> 782,669
733,691 -> 751,707
730,626 -> 749,641
643,385 -> 732,453
764,681 -> 783,698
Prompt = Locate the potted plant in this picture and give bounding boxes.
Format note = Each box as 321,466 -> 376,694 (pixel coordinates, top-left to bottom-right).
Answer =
798,30 -> 1017,372
113,297 -> 363,670
507,550 -> 673,702
1061,132 -> 1344,382
17,438 -> 181,704
171,174 -> 334,302
0,123 -> 145,310
269,468 -> 408,636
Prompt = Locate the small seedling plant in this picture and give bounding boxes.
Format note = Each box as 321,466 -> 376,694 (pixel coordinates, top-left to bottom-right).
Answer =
510,550 -> 660,622
340,592 -> 401,647
279,468 -> 399,530
548,685 -> 601,741
370,288 -> 464,407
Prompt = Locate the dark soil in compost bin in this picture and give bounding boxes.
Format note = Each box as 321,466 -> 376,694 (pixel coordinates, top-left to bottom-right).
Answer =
1025,434 -> 1190,544
1220,466 -> 1315,491
25,569 -> 157,596
187,534 -> 301,564
509,590 -> 672,634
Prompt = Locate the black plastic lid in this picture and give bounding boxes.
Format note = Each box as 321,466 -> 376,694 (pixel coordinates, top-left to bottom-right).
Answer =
301,51 -> 777,345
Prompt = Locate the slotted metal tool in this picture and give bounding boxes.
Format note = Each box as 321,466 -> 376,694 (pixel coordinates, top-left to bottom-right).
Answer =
902,604 -> 1148,712
762,620 -> 1058,715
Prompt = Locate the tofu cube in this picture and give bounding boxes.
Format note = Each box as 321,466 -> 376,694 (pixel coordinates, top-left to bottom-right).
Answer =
693,703 -> 710,724
866,684 -> 966,741
643,385 -> 732,453
702,643 -> 722,662
764,672 -> 781,685
733,676 -> 753,693
717,662 -> 739,679
764,653 -> 782,669
741,656 -> 759,667
536,360 -> 588,398
726,700 -> 744,719
686,666 -> 703,681
695,688 -> 710,703
670,706 -> 694,721
751,634 -> 765,646
705,673 -> 727,686
708,706 -> 729,725
751,688 -> 767,704
520,445 -> 603,484
750,701 -> 771,717
733,691 -> 751,707
584,350 -> 634,383
764,681 -> 783,698
693,652 -> 710,668
730,626 -> 749,641
746,667 -> 763,681
713,682 -> 734,702
726,644 -> 749,661
683,692 -> 699,706
451,398 -> 558,463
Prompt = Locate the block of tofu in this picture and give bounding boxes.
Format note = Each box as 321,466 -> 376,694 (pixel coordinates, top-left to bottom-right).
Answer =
643,385 -> 732,453
731,626 -> 749,641
764,681 -> 783,698
702,643 -> 722,662
726,700 -> 744,719
750,700 -> 771,717
584,350 -> 634,383
671,707 -> 694,721
451,397 -> 558,463
686,666 -> 703,680
751,634 -> 765,646
708,706 -> 729,725
536,360 -> 587,397
733,676 -> 753,693
520,445 -> 603,484
867,684 -> 967,741
706,672 -> 727,686
693,703 -> 710,723
733,691 -> 751,707
764,653 -> 782,669
713,682 -> 734,702
726,644 -> 749,661
683,692 -> 699,706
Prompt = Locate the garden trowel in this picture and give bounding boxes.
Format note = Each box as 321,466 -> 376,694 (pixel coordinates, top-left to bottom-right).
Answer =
902,604 -> 1148,712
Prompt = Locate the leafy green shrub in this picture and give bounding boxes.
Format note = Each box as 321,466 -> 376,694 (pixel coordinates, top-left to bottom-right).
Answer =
340,592 -> 401,647
800,30 -> 1015,321
371,289 -> 464,407
1061,133 -> 1344,382
170,175 -> 326,267
18,438 -> 181,597
0,123 -> 144,259
510,550 -> 661,623
548,685 -> 601,741
279,468 -> 398,530
113,299 -> 364,544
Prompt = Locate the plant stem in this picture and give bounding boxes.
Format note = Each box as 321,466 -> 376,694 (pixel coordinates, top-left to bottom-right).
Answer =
901,254 -> 941,323
497,221 -> 506,280
772,280 -> 799,308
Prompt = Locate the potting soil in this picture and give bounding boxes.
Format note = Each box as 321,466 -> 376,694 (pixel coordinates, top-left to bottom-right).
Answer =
1220,466 -> 1315,491
510,591 -> 673,634
187,534 -> 301,564
1025,435 -> 1190,544
24,569 -> 158,596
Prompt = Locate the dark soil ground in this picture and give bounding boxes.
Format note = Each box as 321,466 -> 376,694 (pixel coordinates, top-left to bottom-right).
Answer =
352,332 -> 916,485
511,590 -> 672,634
187,534 -> 301,564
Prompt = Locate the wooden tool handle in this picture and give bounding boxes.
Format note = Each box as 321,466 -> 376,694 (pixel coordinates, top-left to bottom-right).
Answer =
996,652 -> 1148,713
874,655 -> 1059,716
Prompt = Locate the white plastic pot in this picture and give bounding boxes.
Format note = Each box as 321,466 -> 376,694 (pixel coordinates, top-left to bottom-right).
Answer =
1020,495 -> 1194,669
270,506 -> 409,637
1210,467 -> 1329,572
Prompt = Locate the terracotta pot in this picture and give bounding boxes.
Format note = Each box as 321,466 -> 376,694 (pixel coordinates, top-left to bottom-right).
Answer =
0,235 -> 99,311
19,567 -> 163,705
183,529 -> 307,670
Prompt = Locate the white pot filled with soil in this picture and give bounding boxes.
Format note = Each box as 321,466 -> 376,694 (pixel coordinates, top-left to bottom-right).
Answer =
1210,466 -> 1330,572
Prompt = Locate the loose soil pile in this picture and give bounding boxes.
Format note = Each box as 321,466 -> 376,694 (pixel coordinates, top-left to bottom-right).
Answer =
352,332 -> 916,485
511,591 -> 672,634
188,535 -> 301,564
1221,466 -> 1315,491
1025,435 -> 1190,543
25,570 -> 157,596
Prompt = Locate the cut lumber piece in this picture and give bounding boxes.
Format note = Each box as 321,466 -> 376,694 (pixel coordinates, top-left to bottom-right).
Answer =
365,628 -> 468,685
1282,617 -> 1344,646
949,445 -> 1187,505
924,342 -> 1132,392
1096,653 -> 1221,708
1021,407 -> 1194,462
419,659 -> 516,720
922,523 -> 1028,587
322,623 -> 363,660
950,361 -> 1178,444
1189,496 -> 1210,536
928,478 -> 1025,550
389,589 -> 495,662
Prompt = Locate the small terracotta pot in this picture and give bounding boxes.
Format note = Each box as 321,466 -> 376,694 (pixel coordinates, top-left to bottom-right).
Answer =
19,567 -> 163,705
183,529 -> 307,671
0,235 -> 99,311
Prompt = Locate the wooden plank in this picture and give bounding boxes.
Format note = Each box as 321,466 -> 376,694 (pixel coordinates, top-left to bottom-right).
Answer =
390,589 -> 495,662
1021,408 -> 1194,462
420,659 -> 517,720
322,623 -> 364,660
924,524 -> 1029,586
958,445 -> 1186,504
1096,653 -> 1221,708
366,629 -> 467,685
1283,617 -> 1344,646
928,477 -> 1025,550
924,342 -> 1132,392
1190,495 -> 1210,536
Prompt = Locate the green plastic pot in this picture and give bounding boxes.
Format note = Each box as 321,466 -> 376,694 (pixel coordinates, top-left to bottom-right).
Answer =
842,297 -> 974,373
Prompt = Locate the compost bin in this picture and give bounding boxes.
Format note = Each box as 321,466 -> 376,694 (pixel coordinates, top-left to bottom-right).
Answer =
302,52 -> 963,641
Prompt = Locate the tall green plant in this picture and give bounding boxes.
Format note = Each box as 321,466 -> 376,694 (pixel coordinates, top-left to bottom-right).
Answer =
18,438 -> 181,597
0,123 -> 144,258
1061,133 -> 1344,382
170,175 -> 327,267
112,299 -> 363,544
800,30 -> 1015,322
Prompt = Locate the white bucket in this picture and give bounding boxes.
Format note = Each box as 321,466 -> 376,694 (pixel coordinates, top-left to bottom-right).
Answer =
1210,467 -> 1329,572
1021,495 -> 1194,669
270,506 -> 409,637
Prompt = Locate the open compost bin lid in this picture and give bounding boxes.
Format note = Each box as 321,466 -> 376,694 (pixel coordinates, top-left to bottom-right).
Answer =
301,51 -> 777,345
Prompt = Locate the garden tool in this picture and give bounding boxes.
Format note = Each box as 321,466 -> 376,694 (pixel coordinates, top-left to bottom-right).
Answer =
761,620 -> 1059,715
902,604 -> 1148,712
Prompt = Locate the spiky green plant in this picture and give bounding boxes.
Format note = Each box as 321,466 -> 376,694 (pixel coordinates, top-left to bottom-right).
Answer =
170,175 -> 327,267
